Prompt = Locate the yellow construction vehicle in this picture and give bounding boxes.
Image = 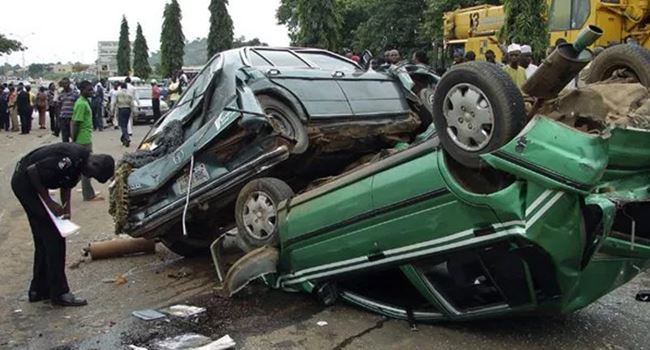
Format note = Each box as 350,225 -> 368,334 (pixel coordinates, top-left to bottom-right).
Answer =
443,0 -> 650,61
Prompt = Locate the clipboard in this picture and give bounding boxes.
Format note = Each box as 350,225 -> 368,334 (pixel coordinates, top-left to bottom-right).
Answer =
39,196 -> 80,238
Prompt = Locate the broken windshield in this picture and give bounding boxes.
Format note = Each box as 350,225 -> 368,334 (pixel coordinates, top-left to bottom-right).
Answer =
154,55 -> 223,134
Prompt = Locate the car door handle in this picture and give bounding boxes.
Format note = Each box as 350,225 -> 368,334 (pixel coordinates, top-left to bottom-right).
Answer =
267,69 -> 281,76
332,71 -> 345,78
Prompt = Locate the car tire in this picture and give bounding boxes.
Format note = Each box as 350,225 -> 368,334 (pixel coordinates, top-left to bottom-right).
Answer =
586,45 -> 650,86
160,233 -> 210,257
257,95 -> 309,154
432,61 -> 526,169
235,178 -> 294,252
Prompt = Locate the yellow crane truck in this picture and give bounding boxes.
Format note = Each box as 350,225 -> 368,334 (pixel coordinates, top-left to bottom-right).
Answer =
444,0 -> 650,61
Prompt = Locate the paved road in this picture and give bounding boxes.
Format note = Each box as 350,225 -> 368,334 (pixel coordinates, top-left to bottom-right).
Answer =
0,122 -> 648,350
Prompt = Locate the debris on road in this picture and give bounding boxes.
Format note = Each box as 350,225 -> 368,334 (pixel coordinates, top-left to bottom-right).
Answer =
316,320 -> 328,327
85,238 -> 155,260
128,345 -> 148,350
132,309 -> 166,321
68,256 -> 88,270
192,335 -> 236,350
161,304 -> 206,318
637,290 -> 650,302
102,274 -> 128,285
167,267 -> 193,279
154,333 -> 212,350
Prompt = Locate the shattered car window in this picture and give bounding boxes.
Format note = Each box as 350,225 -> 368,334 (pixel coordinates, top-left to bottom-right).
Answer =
154,55 -> 223,133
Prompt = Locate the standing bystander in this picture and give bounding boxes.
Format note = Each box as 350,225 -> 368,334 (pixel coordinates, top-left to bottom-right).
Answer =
151,80 -> 161,121
91,80 -> 105,131
520,45 -> 539,79
57,78 -> 78,142
0,88 -> 9,131
114,82 -> 134,147
36,87 -> 49,129
503,44 -> 527,90
47,83 -> 60,136
16,83 -> 32,134
9,86 -> 19,132
71,81 -> 104,202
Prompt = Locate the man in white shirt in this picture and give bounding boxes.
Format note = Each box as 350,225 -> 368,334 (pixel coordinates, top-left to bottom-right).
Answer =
125,77 -> 139,136
520,45 -> 539,79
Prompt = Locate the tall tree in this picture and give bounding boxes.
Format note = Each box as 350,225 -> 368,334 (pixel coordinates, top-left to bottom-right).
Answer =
296,0 -> 341,50
117,16 -> 131,76
207,0 -> 234,58
276,0 -> 299,45
133,23 -> 152,79
354,0 -> 428,55
0,33 -> 23,56
501,0 -> 548,58
160,0 -> 185,78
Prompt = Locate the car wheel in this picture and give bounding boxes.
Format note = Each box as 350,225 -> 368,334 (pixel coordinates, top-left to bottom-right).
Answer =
235,178 -> 294,252
432,61 -> 526,169
257,95 -> 309,154
418,87 -> 435,116
586,45 -> 650,87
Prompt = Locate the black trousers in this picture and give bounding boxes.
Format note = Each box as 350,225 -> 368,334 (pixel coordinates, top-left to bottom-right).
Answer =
0,112 -> 9,131
60,118 -> 71,142
19,110 -> 31,134
49,106 -> 59,135
118,108 -> 131,145
152,98 -> 161,121
11,170 -> 70,299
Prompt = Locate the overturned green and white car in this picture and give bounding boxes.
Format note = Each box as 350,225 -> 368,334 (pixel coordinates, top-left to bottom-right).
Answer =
212,42 -> 650,321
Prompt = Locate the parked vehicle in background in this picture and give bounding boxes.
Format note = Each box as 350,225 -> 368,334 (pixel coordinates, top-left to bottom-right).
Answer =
133,87 -> 170,124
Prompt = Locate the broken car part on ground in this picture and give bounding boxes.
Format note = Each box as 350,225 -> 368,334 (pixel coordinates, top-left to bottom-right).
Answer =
111,38 -> 650,322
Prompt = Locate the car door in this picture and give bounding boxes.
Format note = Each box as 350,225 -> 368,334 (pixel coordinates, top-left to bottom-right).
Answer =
248,48 -> 353,118
295,50 -> 411,119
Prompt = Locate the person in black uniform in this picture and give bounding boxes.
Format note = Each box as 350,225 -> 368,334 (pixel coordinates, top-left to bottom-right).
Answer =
12,143 -> 114,306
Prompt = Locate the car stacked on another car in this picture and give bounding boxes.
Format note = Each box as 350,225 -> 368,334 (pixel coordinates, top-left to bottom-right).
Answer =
109,46 -> 438,256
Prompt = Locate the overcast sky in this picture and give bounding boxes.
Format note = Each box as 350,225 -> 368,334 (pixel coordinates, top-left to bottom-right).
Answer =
0,0 -> 290,66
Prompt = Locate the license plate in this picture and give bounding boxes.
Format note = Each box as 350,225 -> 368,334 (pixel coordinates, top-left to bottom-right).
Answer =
176,163 -> 210,193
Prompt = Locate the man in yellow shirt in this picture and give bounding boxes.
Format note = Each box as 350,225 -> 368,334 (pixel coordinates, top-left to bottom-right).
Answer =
503,44 -> 527,90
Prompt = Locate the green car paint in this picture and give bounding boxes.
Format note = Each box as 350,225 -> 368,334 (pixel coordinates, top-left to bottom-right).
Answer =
254,117 -> 650,321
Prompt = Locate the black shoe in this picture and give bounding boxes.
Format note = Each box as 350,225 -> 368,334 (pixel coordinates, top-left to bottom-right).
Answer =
28,291 -> 48,302
51,293 -> 87,307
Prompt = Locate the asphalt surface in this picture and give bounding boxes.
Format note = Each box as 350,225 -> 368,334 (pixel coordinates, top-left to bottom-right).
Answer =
0,120 -> 648,350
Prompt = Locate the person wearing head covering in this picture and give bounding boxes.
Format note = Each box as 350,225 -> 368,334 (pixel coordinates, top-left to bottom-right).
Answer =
151,80 -> 162,121
11,143 -> 114,306
503,43 -> 527,89
520,45 -> 538,79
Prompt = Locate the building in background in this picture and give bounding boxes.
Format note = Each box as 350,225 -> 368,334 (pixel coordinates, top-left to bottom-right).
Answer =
97,41 -> 125,78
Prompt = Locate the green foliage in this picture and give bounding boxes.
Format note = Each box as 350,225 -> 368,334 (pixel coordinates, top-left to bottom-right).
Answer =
295,0 -> 341,50
28,63 -> 47,77
160,0 -> 185,78
501,0 -> 548,59
133,23 -> 152,79
338,0 -> 373,51
117,16 -> 131,76
276,0 -> 299,45
0,33 -> 23,56
354,0 -> 428,55
208,0 -> 234,58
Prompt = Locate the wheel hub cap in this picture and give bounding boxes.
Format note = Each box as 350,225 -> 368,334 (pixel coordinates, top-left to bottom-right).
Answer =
242,192 -> 277,240
443,83 -> 495,152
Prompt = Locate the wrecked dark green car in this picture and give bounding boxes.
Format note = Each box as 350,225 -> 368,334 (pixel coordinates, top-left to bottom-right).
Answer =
110,47 -> 437,255
213,45 -> 650,321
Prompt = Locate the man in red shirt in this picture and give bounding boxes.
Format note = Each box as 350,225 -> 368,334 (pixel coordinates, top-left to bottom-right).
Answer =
151,80 -> 161,121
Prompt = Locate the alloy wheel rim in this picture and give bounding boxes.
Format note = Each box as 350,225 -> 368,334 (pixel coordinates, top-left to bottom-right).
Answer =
442,83 -> 495,152
242,191 -> 277,240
